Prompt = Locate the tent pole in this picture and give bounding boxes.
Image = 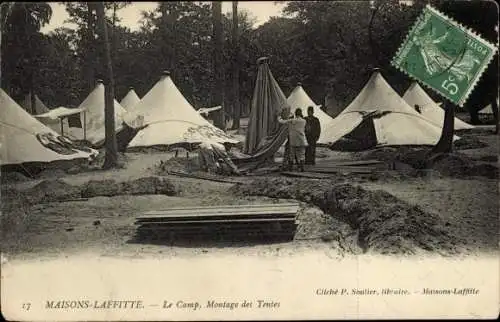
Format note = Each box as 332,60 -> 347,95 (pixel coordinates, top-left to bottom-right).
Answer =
60,118 -> 64,136
83,111 -> 87,141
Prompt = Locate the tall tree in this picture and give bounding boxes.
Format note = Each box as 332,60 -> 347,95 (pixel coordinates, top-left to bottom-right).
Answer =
211,1 -> 224,129
1,2 -> 52,105
231,1 -> 241,129
95,1 -> 118,169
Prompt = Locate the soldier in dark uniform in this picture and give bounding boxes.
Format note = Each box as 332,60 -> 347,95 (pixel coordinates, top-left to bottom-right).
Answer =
305,106 -> 321,165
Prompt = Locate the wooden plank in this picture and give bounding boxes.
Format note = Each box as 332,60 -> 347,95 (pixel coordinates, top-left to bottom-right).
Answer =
306,167 -> 376,174
136,215 -> 296,224
136,217 -> 295,225
313,160 -> 384,167
143,202 -> 300,212
281,171 -> 333,179
140,204 -> 300,219
167,170 -> 245,184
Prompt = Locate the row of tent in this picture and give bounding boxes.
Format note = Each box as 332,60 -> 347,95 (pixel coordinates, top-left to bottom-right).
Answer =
0,62 -> 484,168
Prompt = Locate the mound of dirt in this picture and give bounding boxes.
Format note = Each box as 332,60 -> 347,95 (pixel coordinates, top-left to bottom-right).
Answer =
25,179 -> 81,204
468,163 -> 499,179
231,178 -> 464,255
81,179 -> 121,198
81,177 -> 180,198
453,136 -> 488,150
37,169 -> 67,179
1,172 -> 31,183
156,157 -> 201,174
120,177 -> 179,196
427,153 -> 498,179
428,153 -> 472,177
478,155 -> 498,162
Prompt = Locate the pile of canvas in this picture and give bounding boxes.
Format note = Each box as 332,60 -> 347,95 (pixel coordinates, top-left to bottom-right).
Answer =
0,89 -> 96,166
123,72 -> 238,148
286,83 -> 335,144
403,82 -> 474,130
69,81 -> 127,145
120,87 -> 141,110
321,70 -> 457,148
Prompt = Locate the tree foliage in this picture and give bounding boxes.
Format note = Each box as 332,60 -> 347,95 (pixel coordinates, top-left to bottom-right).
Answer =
2,1 -> 497,125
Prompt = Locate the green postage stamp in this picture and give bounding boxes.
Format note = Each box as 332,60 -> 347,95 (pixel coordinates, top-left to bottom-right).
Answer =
391,5 -> 497,107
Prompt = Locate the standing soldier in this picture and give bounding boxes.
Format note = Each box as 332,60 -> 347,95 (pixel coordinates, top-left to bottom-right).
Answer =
305,106 -> 321,165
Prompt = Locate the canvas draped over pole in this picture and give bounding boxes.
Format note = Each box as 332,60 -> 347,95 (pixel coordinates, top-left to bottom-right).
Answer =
232,58 -> 288,171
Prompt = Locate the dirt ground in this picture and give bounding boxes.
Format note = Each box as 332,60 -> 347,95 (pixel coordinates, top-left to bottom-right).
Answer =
1,127 -> 498,261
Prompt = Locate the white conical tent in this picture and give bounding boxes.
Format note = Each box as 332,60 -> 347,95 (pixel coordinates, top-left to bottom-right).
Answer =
0,89 -> 95,165
120,88 -> 141,110
124,74 -> 239,148
479,104 -> 494,114
21,93 -> 50,115
403,82 -> 474,130
286,84 -> 334,144
69,82 -> 126,145
321,71 -> 458,147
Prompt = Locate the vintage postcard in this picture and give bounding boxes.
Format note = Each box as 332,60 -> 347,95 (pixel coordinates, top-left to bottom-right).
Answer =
1,0 -> 498,320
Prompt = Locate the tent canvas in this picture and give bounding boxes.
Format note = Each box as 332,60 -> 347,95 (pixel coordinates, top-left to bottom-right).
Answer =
479,104 -> 494,115
68,81 -> 126,145
321,71 -> 458,148
120,88 -> 141,110
21,93 -> 50,115
286,84 -> 335,144
35,106 -> 85,139
124,73 -> 238,148
403,82 -> 474,130
0,89 -> 96,166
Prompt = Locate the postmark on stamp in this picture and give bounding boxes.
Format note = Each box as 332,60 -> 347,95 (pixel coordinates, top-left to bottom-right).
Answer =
391,5 -> 497,107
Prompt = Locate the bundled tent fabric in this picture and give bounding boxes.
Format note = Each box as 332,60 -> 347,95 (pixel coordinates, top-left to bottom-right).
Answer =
68,80 -> 127,146
34,106 -> 84,139
231,57 -> 288,171
286,83 -> 335,144
21,93 -> 50,115
321,70 -> 458,150
123,71 -> 238,149
243,57 -> 288,155
0,89 -> 97,168
403,82 -> 474,130
120,87 -> 141,110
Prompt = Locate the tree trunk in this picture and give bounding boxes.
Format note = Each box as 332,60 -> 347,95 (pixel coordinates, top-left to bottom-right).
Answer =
430,100 -> 455,154
492,99 -> 499,134
231,1 -> 240,130
212,1 -> 224,129
85,2 -> 95,93
96,1 -> 118,169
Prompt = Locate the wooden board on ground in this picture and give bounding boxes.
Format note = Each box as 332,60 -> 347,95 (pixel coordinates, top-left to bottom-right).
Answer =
167,169 -> 246,184
134,203 -> 300,243
313,159 -> 385,167
281,171 -> 335,179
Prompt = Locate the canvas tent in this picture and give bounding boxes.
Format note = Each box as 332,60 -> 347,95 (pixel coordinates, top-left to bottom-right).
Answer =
120,87 -> 141,110
286,83 -> 335,144
21,93 -> 50,115
479,104 -> 495,115
403,82 -> 474,130
35,106 -> 85,139
123,71 -> 238,148
321,70 -> 457,149
0,89 -> 96,167
229,57 -> 289,172
68,80 -> 127,145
